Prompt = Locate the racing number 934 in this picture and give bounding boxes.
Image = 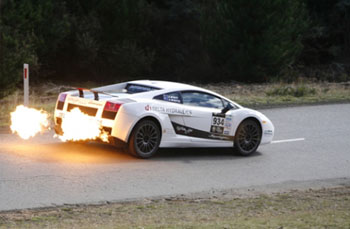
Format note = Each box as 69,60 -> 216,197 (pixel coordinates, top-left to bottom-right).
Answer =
212,116 -> 225,126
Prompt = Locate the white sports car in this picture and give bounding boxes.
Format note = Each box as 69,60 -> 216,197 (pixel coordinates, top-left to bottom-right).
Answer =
54,80 -> 274,158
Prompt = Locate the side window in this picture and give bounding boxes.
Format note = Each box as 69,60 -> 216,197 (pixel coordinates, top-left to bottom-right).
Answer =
181,91 -> 224,109
154,92 -> 182,104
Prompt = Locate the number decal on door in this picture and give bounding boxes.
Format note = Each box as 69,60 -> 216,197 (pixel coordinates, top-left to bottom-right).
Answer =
212,116 -> 225,126
210,114 -> 225,134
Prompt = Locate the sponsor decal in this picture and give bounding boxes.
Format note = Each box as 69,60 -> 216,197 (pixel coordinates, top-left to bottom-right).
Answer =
145,105 -> 150,111
163,94 -> 181,103
171,122 -> 234,141
210,125 -> 224,134
208,134 -> 232,140
213,112 -> 225,118
264,130 -> 273,135
223,115 -> 233,134
176,126 -> 193,135
210,113 -> 226,134
224,115 -> 232,128
150,106 -> 192,116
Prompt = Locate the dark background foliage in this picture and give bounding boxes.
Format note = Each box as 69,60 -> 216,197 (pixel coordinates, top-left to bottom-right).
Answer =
200,0 -> 307,82
1,0 -> 350,97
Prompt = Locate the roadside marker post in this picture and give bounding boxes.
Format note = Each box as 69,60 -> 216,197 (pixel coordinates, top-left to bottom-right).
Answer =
23,64 -> 29,106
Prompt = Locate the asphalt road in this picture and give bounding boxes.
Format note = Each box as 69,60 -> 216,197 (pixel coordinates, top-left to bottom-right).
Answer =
1,104 -> 350,211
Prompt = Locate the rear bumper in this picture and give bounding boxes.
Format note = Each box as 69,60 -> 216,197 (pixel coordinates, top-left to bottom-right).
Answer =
54,123 -> 122,146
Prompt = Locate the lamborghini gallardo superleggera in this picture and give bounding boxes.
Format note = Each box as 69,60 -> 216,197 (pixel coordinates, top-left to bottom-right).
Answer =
54,80 -> 274,158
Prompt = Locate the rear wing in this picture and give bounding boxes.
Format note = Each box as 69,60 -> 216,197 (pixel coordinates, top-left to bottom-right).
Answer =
75,88 -> 118,101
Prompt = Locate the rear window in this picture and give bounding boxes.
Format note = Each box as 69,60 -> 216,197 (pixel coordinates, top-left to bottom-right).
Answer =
125,84 -> 160,94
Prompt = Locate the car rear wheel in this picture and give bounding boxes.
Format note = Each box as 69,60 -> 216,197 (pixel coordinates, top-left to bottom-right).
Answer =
128,119 -> 161,158
234,119 -> 261,156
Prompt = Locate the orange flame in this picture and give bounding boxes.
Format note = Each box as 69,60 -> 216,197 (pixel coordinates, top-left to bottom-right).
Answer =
10,105 -> 50,139
57,107 -> 109,143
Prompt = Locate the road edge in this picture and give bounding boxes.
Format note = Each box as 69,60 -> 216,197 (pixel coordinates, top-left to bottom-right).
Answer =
1,177 -> 349,213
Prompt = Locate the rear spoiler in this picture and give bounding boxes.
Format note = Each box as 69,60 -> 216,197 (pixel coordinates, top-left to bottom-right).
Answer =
75,88 -> 118,101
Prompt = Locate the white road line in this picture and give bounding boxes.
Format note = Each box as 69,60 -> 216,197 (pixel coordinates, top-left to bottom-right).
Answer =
271,138 -> 305,144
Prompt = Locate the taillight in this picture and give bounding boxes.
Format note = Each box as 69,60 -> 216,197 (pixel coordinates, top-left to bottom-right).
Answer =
56,93 -> 67,110
102,101 -> 122,119
59,93 -> 67,102
104,101 -> 122,112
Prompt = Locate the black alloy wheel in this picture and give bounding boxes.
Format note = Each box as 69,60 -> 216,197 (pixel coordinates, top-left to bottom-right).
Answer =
234,119 -> 261,156
128,119 -> 161,158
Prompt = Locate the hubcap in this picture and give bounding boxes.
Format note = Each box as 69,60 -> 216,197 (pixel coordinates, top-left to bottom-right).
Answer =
237,123 -> 260,152
136,124 -> 158,153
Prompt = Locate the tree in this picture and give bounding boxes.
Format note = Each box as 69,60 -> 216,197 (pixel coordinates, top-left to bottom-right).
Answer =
0,0 -> 70,98
200,0 -> 308,82
0,0 -> 38,98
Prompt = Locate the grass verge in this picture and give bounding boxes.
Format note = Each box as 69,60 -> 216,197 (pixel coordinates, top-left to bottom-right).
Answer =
1,81 -> 350,127
0,83 -> 79,128
0,187 -> 349,228
200,81 -> 350,109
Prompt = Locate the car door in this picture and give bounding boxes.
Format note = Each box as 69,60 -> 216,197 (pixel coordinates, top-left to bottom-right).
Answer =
179,91 -> 234,143
153,91 -> 186,126
152,91 -> 193,145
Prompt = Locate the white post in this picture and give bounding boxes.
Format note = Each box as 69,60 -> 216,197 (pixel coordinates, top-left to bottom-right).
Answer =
23,64 -> 29,106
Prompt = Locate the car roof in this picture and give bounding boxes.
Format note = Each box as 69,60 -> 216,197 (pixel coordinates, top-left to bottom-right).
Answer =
127,80 -> 236,102
127,80 -> 241,107
90,79 -> 242,108
127,80 -> 202,90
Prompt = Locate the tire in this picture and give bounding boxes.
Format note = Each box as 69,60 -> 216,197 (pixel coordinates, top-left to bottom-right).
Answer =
234,119 -> 262,156
128,119 -> 161,158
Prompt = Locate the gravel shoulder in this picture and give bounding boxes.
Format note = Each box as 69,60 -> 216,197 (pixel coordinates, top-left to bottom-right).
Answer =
1,83 -> 350,227
1,183 -> 349,228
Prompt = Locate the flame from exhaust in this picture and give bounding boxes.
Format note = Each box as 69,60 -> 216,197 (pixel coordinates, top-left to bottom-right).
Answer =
10,105 -> 50,139
57,107 -> 109,143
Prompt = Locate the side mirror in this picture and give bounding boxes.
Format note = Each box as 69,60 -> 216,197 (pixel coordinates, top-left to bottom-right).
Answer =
221,103 -> 234,114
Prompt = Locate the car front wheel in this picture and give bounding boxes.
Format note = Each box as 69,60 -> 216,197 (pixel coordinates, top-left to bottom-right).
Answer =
128,119 -> 161,158
234,119 -> 262,156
